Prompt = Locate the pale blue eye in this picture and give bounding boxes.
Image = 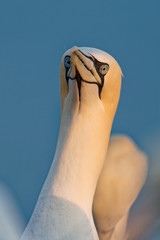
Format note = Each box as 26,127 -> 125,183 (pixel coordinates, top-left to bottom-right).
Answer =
99,64 -> 109,75
64,56 -> 72,68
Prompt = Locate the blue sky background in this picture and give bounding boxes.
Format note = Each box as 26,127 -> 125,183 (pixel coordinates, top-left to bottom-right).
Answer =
0,0 -> 160,228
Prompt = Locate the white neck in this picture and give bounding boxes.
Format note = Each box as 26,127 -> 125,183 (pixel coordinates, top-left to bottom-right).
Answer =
21,81 -> 113,240
50,81 -> 111,211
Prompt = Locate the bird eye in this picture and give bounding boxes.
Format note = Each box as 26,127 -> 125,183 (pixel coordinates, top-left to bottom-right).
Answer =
64,56 -> 72,68
99,64 -> 109,75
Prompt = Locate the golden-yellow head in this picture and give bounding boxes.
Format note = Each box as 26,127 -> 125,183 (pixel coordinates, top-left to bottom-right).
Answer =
60,46 -> 122,115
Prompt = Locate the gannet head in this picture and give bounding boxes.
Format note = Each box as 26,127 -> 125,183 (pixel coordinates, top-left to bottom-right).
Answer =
60,46 -> 122,115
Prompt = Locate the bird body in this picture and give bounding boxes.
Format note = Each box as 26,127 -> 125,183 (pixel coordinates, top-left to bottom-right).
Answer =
93,135 -> 148,240
20,46 -> 122,240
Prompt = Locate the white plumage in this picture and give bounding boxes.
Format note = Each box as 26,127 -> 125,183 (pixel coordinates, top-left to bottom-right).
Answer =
19,46 -> 147,240
93,135 -> 148,240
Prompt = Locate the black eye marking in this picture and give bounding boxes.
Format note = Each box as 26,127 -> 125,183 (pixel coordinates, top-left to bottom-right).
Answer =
64,55 -> 72,69
89,54 -> 110,97
76,69 -> 82,101
64,55 -> 72,85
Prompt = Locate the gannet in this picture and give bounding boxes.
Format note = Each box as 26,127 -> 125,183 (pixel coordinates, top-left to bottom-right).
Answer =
93,135 -> 148,240
20,46 -> 122,240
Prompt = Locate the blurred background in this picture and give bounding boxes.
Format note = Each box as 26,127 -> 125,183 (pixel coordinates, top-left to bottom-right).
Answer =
0,0 -> 160,239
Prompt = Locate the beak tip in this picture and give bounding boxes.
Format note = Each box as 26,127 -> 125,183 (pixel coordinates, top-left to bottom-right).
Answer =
70,46 -> 79,55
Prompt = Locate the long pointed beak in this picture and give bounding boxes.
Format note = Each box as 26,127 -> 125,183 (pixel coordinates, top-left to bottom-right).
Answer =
70,47 -> 102,85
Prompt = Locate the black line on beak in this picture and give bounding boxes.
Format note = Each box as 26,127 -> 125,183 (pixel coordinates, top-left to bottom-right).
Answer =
77,49 -> 94,62
75,52 -> 95,77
